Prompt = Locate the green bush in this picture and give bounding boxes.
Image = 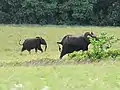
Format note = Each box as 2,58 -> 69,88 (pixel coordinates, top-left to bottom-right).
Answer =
69,32 -> 120,62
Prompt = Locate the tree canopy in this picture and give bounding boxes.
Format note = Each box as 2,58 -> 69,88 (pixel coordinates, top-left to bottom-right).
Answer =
0,0 -> 120,26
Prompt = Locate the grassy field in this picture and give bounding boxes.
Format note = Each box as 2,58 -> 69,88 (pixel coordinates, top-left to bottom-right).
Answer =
0,25 -> 120,63
0,25 -> 120,90
1,62 -> 120,90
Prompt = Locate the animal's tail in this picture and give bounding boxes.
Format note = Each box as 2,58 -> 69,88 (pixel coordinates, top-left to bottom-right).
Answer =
19,40 -> 23,45
57,42 -> 62,52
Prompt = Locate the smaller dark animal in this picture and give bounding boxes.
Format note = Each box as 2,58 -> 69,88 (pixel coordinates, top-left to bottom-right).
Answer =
19,37 -> 47,54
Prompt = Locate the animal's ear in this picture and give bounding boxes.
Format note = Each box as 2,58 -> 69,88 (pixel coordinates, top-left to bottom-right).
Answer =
90,32 -> 94,35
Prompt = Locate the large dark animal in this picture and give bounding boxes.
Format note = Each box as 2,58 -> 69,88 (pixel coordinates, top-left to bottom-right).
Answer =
19,37 -> 47,53
57,32 -> 97,59
57,34 -> 72,52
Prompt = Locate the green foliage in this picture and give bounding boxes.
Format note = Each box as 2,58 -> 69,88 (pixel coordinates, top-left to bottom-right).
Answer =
69,32 -> 120,62
107,1 -> 120,26
0,0 -> 120,25
107,49 -> 120,59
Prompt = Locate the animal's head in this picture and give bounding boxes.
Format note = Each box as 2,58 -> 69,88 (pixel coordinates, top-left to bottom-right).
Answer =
84,32 -> 98,42
84,32 -> 97,38
36,37 -> 47,51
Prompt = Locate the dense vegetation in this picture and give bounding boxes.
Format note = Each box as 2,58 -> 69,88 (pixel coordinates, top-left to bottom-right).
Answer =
0,0 -> 120,26
69,32 -> 120,62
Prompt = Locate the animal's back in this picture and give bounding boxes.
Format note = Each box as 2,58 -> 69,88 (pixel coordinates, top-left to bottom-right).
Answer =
67,36 -> 86,45
61,35 -> 72,44
23,38 -> 37,49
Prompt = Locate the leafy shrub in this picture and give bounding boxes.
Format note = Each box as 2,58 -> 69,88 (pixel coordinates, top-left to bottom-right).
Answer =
69,32 -> 120,62
107,49 -> 120,60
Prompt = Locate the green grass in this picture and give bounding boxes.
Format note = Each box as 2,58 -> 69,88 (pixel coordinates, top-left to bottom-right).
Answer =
0,25 -> 120,63
1,62 -> 120,90
0,25 -> 120,89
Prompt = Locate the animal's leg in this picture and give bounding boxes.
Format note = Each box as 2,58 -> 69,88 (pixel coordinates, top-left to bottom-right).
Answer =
83,46 -> 88,51
35,48 -> 38,53
60,45 -> 76,59
27,49 -> 31,54
38,47 -> 43,53
60,45 -> 68,59
21,47 -> 25,52
60,50 -> 67,59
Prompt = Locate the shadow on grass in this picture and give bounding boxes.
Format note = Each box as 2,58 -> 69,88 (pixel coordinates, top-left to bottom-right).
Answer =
0,58 -> 97,67
0,58 -> 77,67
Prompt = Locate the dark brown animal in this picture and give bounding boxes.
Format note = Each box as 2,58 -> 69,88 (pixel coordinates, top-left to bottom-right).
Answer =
19,37 -> 47,54
57,32 -> 97,59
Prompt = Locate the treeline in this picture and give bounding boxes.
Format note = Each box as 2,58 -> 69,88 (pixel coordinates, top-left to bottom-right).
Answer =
0,0 -> 120,26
